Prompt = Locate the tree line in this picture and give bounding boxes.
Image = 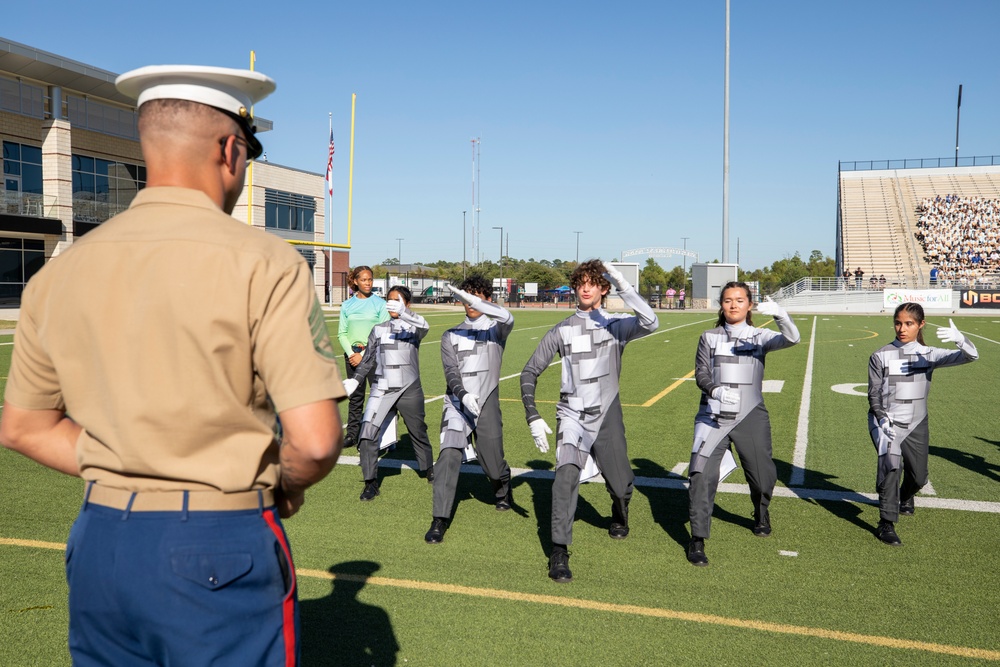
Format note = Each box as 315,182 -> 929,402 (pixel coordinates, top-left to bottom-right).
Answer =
368,250 -> 836,297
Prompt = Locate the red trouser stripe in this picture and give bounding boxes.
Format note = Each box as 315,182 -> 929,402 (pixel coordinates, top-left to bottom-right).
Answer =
263,509 -> 297,667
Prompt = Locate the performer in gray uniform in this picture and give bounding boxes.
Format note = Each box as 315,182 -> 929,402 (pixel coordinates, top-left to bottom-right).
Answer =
344,286 -> 434,501
867,303 -> 977,546
425,276 -> 515,544
521,260 -> 658,582
686,281 -> 800,566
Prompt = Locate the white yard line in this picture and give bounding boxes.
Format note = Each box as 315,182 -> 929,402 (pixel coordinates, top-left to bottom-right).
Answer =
926,321 -> 1000,347
789,316 -> 817,486
424,360 -> 561,404
337,455 -> 1000,514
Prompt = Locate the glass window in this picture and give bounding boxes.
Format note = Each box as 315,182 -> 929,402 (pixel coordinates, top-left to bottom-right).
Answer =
21,145 -> 41,164
24,251 -> 44,281
24,239 -> 43,251
265,201 -> 277,228
0,238 -> 22,249
3,142 -> 19,161
0,250 -> 22,282
21,165 -> 42,194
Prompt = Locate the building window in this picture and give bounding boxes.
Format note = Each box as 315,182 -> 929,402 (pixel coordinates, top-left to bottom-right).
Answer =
72,155 -> 146,225
0,238 -> 44,302
66,95 -> 138,140
2,141 -> 44,215
264,189 -> 316,233
0,76 -> 44,118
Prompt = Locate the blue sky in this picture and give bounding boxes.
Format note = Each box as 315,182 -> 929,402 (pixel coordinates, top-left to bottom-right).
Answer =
6,1 -> 999,270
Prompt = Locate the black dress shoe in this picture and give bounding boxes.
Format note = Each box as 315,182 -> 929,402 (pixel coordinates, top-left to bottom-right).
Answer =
752,510 -> 772,537
424,465 -> 435,484
359,480 -> 380,501
548,549 -> 573,583
687,538 -> 709,566
608,522 -> 629,539
424,518 -> 447,544
899,496 -> 915,516
343,435 -> 358,449
496,489 -> 513,511
876,520 -> 902,546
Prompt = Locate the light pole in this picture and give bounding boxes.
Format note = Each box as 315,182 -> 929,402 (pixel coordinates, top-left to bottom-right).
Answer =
493,225 -> 503,304
462,211 -> 467,280
396,238 -> 403,279
574,231 -> 582,264
681,237 -> 690,274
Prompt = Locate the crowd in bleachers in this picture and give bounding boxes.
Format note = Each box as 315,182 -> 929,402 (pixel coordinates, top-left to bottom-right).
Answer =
916,194 -> 1000,283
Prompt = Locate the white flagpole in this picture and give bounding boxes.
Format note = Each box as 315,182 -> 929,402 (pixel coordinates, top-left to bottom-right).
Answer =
327,112 -> 333,304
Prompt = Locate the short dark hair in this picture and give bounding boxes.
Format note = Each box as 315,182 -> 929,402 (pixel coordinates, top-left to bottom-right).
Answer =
387,284 -> 411,303
458,275 -> 492,299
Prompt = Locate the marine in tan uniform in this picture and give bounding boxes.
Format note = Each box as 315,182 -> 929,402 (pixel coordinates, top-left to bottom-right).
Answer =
0,64 -> 346,667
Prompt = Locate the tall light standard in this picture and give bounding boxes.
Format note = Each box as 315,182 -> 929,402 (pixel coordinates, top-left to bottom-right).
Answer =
681,236 -> 690,274
396,238 -> 403,283
462,211 -> 467,280
574,231 -> 582,263
493,225 -> 503,304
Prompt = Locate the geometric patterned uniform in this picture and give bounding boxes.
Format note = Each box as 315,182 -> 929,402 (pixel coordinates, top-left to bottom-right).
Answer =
4,188 -> 346,667
432,306 -> 515,519
867,337 -> 978,521
520,287 -> 658,545
352,307 -> 434,481
688,316 -> 800,540
338,293 -> 390,445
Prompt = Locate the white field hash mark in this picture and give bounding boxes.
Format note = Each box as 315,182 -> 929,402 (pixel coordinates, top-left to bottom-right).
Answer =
789,316 -> 817,486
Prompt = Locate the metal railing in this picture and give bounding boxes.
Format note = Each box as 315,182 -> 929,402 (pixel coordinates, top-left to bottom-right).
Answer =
1,191 -> 54,217
840,156 -> 1000,172
72,199 -> 129,224
770,274 -> 1000,302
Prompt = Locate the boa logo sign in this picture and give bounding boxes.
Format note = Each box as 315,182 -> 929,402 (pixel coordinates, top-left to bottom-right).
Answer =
960,289 -> 1000,309
882,289 -> 952,309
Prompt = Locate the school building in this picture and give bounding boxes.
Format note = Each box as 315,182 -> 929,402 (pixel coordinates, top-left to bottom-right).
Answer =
0,37 -> 349,304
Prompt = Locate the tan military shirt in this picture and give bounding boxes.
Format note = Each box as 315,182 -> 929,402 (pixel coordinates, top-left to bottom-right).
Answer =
5,187 -> 346,492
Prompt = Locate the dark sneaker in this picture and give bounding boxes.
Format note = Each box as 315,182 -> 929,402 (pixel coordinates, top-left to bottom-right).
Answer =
608,523 -> 629,539
424,518 -> 447,544
496,488 -> 513,511
899,497 -> 915,516
687,538 -> 709,566
752,509 -> 772,537
548,549 -> 573,583
877,520 -> 902,546
359,481 -> 380,502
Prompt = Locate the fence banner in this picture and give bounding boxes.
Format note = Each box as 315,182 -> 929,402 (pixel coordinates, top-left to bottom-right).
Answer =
882,289 -> 952,309
959,289 -> 1000,309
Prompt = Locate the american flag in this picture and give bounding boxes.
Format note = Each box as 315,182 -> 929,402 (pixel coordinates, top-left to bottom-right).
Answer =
325,129 -> 335,196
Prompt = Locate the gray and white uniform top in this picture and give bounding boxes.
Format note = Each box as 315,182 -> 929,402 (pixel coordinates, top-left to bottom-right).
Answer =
520,287 -> 658,469
867,337 -> 978,459
440,304 -> 514,448
353,307 -> 429,440
690,315 -> 800,473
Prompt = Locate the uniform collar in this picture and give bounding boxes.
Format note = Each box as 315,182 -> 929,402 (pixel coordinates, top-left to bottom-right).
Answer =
129,187 -> 223,212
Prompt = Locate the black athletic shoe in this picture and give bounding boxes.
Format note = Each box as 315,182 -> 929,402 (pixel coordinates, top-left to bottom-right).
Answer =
608,523 -> 630,539
899,497 -> 915,516
877,520 -> 902,546
424,518 -> 447,544
548,549 -> 573,583
495,488 -> 513,512
359,481 -> 380,502
343,435 -> 358,449
752,509 -> 772,537
687,538 -> 709,566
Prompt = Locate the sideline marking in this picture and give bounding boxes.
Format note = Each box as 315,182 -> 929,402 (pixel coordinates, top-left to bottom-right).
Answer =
642,370 -> 694,407
789,316 -> 817,486
2,536 -> 995,661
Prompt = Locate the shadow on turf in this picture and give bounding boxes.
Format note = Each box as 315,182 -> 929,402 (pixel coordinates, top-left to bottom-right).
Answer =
300,560 -> 400,666
934,440 -> 1000,484
774,457 -> 877,537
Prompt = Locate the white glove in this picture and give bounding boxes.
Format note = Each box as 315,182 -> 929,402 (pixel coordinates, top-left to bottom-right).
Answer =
343,378 -> 360,395
936,318 -> 964,345
447,284 -> 481,308
755,296 -> 786,319
529,419 -> 552,453
711,386 -> 739,405
602,262 -> 630,292
461,393 -> 480,418
386,298 -> 405,315
878,416 -> 895,440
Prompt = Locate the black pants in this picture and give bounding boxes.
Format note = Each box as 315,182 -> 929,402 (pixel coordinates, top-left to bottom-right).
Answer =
344,353 -> 377,445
